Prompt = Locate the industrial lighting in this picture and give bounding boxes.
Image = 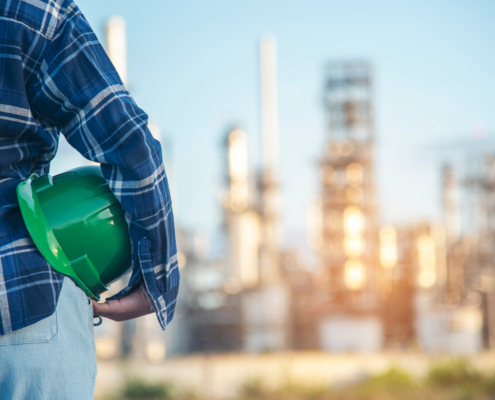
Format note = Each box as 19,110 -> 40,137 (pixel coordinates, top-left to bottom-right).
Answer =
418,270 -> 436,288
228,129 -> 249,182
344,206 -> 365,265
379,226 -> 397,269
344,259 -> 366,290
239,211 -> 260,287
344,236 -> 364,257
416,234 -> 436,288
343,205 -> 364,235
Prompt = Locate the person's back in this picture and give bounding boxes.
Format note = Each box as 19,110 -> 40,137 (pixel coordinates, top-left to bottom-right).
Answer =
0,1 -> 179,398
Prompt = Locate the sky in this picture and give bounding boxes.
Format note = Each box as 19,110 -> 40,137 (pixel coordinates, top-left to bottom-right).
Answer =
51,0 -> 495,254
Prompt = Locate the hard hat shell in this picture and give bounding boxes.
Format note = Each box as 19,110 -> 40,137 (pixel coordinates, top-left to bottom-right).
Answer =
17,166 -> 132,300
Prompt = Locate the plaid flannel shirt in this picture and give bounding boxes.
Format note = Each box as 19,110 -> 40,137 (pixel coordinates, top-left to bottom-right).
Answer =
0,0 -> 179,335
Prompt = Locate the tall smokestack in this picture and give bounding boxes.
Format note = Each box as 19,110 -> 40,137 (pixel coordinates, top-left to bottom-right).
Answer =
106,16 -> 127,86
104,16 -> 136,357
259,36 -> 279,176
258,36 -> 281,285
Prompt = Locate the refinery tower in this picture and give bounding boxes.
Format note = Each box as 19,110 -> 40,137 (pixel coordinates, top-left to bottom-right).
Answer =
317,62 -> 381,351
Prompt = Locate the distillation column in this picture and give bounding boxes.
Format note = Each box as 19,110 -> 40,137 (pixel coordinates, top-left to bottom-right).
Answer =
318,61 -> 381,352
224,128 -> 260,289
258,36 -> 281,286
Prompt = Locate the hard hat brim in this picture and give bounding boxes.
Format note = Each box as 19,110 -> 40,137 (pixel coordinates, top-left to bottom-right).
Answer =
17,173 -> 108,300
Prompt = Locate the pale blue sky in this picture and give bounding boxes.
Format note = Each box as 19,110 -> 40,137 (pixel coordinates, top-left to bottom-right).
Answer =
52,0 -> 495,251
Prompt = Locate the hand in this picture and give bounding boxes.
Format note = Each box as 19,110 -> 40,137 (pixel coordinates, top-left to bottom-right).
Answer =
92,286 -> 154,322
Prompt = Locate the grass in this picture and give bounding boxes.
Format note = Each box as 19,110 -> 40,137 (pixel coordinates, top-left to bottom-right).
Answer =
104,377 -> 197,400
238,361 -> 495,400
102,359 -> 495,400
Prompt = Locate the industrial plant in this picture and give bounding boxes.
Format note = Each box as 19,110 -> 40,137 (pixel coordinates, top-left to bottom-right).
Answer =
80,16 -> 494,363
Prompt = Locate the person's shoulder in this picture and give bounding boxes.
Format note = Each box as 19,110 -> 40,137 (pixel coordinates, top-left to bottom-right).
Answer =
0,0 -> 81,40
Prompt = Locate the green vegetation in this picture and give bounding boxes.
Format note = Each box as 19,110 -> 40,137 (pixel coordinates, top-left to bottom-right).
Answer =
358,367 -> 415,393
122,379 -> 172,400
427,359 -> 483,388
102,359 -> 495,400
105,377 -> 197,400
110,378 -> 173,400
240,379 -> 329,400
238,364 -> 495,400
238,369 -> 418,400
424,359 -> 495,400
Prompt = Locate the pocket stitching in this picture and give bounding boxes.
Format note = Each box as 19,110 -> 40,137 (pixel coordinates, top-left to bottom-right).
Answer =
0,309 -> 58,346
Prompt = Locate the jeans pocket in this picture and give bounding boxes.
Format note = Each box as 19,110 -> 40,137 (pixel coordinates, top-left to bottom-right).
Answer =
0,310 -> 58,345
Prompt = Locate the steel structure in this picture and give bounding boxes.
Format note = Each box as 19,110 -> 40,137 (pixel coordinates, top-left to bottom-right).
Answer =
320,61 -> 379,313
459,155 -> 495,348
191,38 -> 289,353
258,36 -> 282,286
223,128 -> 260,289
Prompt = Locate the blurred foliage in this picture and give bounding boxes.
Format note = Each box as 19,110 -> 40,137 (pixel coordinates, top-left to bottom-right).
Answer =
424,359 -> 495,400
117,378 -> 173,400
238,363 -> 495,400
240,378 -> 268,399
357,367 -> 415,393
426,359 -> 483,388
104,377 -> 197,400
240,379 -> 329,400
101,360 -> 495,400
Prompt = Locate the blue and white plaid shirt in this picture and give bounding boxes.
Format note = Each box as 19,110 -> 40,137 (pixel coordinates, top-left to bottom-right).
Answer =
0,0 -> 179,335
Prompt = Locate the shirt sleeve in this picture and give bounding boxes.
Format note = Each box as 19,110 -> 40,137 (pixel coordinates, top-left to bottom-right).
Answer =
28,1 -> 179,330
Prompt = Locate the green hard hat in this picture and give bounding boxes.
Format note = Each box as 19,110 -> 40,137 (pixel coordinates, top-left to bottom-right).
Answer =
17,166 -> 132,300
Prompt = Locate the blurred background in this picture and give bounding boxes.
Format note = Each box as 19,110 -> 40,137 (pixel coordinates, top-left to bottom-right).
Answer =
51,1 -> 495,399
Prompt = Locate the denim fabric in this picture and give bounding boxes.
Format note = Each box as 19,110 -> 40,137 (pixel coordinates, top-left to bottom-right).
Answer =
0,277 -> 96,400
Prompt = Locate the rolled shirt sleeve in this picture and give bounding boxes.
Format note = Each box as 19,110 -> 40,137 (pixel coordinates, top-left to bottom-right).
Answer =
28,1 -> 179,329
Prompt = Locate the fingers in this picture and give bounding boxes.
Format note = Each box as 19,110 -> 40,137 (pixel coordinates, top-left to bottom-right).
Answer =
91,299 -> 115,318
91,287 -> 154,322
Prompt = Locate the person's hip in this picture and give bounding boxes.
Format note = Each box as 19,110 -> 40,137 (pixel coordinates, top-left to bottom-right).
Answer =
0,276 -> 97,400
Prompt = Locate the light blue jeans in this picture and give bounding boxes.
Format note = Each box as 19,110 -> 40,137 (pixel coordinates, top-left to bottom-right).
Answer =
0,277 -> 97,399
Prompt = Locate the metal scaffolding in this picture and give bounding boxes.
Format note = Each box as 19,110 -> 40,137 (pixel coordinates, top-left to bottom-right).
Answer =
320,61 -> 379,314
459,155 -> 495,348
